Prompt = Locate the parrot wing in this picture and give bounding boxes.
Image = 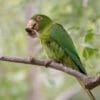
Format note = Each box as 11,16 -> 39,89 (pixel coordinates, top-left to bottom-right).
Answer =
49,23 -> 86,74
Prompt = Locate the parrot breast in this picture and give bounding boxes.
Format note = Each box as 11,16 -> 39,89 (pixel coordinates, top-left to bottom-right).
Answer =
41,37 -> 77,70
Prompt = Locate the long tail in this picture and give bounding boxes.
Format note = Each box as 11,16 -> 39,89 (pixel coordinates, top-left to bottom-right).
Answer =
77,79 -> 95,100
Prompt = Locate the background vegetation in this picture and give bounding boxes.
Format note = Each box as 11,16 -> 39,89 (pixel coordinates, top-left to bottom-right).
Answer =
0,0 -> 100,100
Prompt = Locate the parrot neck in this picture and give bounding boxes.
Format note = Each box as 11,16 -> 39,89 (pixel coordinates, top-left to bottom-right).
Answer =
38,22 -> 54,42
38,20 -> 53,33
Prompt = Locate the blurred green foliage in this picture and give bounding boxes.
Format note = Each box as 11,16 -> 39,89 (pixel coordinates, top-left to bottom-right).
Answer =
0,0 -> 100,100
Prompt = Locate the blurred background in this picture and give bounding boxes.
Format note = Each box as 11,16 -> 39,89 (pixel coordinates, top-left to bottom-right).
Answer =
0,0 -> 100,100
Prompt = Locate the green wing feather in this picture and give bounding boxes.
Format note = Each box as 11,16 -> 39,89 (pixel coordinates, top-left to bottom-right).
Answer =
49,23 -> 86,74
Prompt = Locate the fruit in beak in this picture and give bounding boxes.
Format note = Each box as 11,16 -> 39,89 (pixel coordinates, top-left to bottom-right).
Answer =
25,20 -> 38,38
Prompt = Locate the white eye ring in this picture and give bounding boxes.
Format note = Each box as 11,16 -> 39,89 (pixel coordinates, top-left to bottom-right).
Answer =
36,16 -> 43,22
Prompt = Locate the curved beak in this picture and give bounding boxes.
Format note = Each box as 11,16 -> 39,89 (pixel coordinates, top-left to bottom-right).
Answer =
25,19 -> 38,38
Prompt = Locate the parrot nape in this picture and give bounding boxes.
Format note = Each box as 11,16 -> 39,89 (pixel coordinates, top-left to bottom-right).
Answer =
25,14 -> 95,100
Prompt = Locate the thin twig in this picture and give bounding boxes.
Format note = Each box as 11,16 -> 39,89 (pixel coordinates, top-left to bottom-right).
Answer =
0,55 -> 100,89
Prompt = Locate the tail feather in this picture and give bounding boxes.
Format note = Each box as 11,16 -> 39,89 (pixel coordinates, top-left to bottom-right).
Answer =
78,79 -> 95,100
85,88 -> 95,100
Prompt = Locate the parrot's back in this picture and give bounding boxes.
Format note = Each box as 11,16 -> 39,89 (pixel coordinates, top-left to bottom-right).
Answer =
40,23 -> 86,74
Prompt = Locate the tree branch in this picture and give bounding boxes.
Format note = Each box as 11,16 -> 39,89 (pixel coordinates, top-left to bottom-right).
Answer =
0,55 -> 100,89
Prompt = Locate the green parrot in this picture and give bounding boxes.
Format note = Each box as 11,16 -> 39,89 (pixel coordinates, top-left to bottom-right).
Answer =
25,14 -> 95,100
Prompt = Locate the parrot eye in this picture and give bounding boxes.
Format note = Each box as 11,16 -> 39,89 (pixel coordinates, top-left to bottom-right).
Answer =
36,16 -> 43,22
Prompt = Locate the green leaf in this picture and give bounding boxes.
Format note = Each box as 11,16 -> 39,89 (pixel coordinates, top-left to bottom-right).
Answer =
82,43 -> 98,59
84,29 -> 94,42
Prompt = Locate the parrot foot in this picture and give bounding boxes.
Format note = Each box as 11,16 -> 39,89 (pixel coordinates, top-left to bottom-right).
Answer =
44,59 -> 53,67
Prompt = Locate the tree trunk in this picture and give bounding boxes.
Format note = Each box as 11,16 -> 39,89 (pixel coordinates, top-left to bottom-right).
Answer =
25,1 -> 42,100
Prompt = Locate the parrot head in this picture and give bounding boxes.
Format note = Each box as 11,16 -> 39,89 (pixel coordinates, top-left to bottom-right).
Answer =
25,14 -> 52,38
